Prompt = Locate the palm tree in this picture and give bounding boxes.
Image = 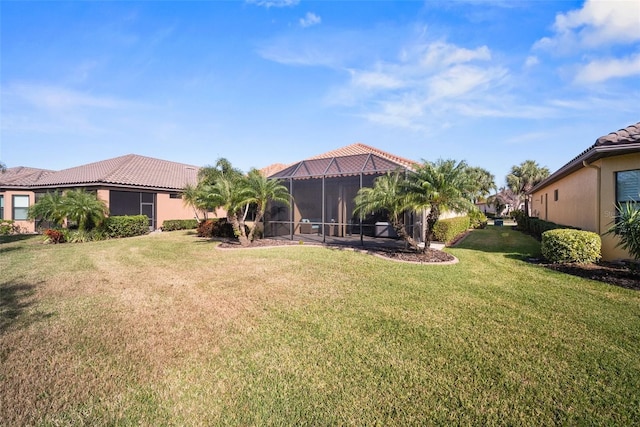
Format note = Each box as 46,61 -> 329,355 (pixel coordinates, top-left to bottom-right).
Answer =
243,169 -> 290,242
506,160 -> 549,215
62,189 -> 108,231
406,159 -> 476,249
353,171 -> 419,250
465,166 -> 496,202
182,183 -> 211,221
205,174 -> 253,246
0,161 -> 6,173
28,191 -> 66,228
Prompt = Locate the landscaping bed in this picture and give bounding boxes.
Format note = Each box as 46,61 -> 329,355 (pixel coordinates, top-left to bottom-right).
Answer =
544,262 -> 640,290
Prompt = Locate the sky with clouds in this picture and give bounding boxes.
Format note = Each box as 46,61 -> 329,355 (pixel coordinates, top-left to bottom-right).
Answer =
1,0 -> 639,186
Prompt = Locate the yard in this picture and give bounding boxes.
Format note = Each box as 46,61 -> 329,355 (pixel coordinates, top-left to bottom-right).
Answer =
1,227 -> 639,425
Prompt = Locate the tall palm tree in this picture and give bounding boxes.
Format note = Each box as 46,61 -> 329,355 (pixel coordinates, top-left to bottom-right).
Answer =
465,166 -> 496,202
243,169 -> 290,242
62,189 -> 108,231
353,171 -> 419,250
506,160 -> 550,215
28,191 -> 66,228
406,159 -> 475,249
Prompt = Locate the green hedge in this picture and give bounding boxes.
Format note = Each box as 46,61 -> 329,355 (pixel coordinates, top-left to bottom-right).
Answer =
103,215 -> 150,238
515,214 -> 579,239
541,229 -> 601,264
162,219 -> 198,231
468,210 -> 488,229
433,216 -> 471,244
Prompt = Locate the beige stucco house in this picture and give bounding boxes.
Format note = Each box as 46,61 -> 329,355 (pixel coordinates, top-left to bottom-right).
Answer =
529,122 -> 640,261
0,154 -> 217,233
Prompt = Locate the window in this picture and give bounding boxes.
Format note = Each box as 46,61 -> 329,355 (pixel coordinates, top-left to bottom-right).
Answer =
0,195 -> 4,219
616,170 -> 640,205
554,189 -> 559,201
169,193 -> 182,199
12,195 -> 29,220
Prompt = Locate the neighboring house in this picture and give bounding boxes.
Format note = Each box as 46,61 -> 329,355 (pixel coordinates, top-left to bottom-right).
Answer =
0,154 -> 215,232
529,122 -> 640,261
265,143 -> 421,241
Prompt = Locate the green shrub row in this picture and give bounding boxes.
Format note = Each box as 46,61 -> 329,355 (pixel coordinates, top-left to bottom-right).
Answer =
433,216 -> 471,244
541,229 -> 601,264
468,210 -> 488,229
103,215 -> 150,238
162,219 -> 198,231
515,214 -> 579,239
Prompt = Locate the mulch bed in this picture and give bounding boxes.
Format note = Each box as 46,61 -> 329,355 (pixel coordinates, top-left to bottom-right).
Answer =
217,238 -> 456,263
543,262 -> 640,290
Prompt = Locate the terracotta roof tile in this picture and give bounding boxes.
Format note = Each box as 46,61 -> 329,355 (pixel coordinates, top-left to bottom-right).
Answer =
595,122 -> 640,146
0,167 -> 55,187
32,154 -> 199,190
259,163 -> 290,177
307,143 -> 417,169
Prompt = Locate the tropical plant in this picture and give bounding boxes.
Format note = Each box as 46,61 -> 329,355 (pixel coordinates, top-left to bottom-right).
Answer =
0,161 -> 6,173
405,159 -> 476,249
353,171 -> 419,250
506,160 -> 550,215
465,166 -> 496,202
62,189 -> 108,231
243,169 -> 290,242
182,183 -> 211,221
28,191 -> 66,228
605,202 -> 640,263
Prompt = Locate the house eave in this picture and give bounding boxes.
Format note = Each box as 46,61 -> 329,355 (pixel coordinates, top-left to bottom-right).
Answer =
528,143 -> 640,194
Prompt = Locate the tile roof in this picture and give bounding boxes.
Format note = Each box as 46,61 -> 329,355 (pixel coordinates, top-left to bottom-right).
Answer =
529,121 -> 640,194
269,143 -> 417,179
259,163 -> 290,177
307,143 -> 417,169
0,167 -> 55,187
31,154 -> 199,190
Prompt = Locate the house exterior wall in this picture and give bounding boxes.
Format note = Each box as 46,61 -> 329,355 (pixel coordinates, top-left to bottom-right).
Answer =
530,152 -> 640,261
156,192 -> 200,228
530,167 -> 598,231
598,152 -> 640,261
1,190 -> 37,233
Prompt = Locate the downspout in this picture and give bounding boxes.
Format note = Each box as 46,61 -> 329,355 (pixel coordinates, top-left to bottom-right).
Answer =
582,160 -> 601,234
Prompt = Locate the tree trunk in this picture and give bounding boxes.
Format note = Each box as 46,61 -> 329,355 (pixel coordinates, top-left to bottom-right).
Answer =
390,217 -> 420,252
228,213 -> 250,246
247,209 -> 264,243
424,206 -> 440,250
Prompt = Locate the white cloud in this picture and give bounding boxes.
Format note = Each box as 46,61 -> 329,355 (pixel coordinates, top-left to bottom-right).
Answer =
524,56 -> 539,68
349,70 -> 404,90
535,0 -> 640,51
574,52 -> 640,83
246,0 -> 299,8
6,83 -> 126,110
300,12 -> 321,28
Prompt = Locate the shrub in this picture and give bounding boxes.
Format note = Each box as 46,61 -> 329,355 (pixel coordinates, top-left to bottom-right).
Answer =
162,219 -> 198,231
197,218 -> 247,239
103,215 -> 150,238
433,216 -> 471,244
468,210 -> 488,229
541,229 -> 601,264
44,228 -> 65,244
0,220 -> 20,236
514,214 -> 579,239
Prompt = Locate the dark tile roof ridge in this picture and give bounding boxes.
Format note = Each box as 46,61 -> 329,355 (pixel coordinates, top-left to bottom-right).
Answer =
595,121 -> 640,146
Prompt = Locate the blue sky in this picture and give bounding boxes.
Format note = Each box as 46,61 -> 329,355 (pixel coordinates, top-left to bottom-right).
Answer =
1,0 -> 639,186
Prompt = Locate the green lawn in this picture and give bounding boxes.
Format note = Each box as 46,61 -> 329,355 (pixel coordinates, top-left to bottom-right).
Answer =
1,227 -> 639,425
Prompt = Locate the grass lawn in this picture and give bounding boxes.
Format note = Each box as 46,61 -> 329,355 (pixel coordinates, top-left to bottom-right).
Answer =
1,227 -> 639,425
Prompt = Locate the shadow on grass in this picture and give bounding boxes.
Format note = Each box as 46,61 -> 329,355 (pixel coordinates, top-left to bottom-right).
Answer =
0,234 -> 38,244
0,281 -> 52,334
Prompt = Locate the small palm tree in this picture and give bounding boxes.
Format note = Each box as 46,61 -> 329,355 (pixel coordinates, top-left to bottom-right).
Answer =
182,183 -> 211,221
353,171 -> 419,250
62,189 -> 108,231
28,191 -> 66,228
243,169 -> 290,242
506,160 -> 550,215
406,159 -> 475,249
0,161 -> 6,173
205,174 -> 252,246
606,202 -> 640,263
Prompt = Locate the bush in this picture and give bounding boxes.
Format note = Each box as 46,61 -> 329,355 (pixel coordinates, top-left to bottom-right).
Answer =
541,229 -> 601,264
162,219 -> 198,231
605,202 -> 640,261
515,213 -> 579,240
0,220 -> 20,236
197,218 -> 248,239
433,216 -> 471,244
44,228 -> 65,244
103,215 -> 150,238
468,210 -> 488,229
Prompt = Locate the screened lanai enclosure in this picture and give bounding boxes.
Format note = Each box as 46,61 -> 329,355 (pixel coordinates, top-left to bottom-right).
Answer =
264,150 -> 421,244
